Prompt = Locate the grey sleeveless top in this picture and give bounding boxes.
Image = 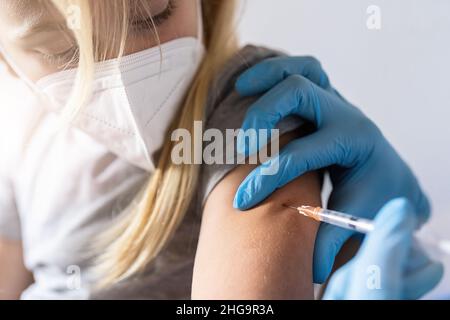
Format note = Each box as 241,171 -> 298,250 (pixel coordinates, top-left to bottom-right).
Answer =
0,45 -> 302,299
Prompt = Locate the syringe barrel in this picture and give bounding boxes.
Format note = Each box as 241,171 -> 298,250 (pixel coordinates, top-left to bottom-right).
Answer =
317,209 -> 375,234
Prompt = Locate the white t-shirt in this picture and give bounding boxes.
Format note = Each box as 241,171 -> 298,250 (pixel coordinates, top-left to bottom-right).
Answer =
0,46 -> 301,299
0,70 -> 148,299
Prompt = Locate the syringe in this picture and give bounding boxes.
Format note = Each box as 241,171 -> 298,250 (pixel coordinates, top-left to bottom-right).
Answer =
285,205 -> 450,258
286,205 -> 375,234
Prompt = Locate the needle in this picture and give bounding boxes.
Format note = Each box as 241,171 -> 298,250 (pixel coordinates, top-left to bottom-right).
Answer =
283,204 -> 374,232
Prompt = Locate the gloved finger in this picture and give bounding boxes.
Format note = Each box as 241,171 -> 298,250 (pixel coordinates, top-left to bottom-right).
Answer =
322,265 -> 352,300
237,75 -> 332,155
313,224 -> 354,283
359,198 -> 417,260
235,56 -> 331,96
234,131 -> 338,210
402,241 -> 444,299
403,261 -> 444,300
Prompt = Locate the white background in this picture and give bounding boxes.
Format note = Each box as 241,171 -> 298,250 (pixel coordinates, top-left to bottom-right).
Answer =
238,0 -> 450,298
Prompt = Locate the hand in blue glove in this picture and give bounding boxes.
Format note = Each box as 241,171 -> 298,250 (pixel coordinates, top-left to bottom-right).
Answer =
323,198 -> 443,300
233,56 -> 431,283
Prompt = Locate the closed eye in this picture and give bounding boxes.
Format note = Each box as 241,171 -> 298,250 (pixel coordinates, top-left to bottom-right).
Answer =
130,0 -> 177,34
38,46 -> 79,69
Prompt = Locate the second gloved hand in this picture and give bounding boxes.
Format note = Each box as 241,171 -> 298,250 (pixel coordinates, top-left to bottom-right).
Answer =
323,198 -> 443,300
232,56 -> 431,283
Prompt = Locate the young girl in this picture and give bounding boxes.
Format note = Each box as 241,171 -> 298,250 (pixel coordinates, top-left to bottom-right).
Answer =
0,0 -> 321,299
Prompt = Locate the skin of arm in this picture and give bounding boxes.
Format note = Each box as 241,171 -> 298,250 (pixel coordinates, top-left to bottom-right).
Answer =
192,131 -> 322,299
0,238 -> 33,299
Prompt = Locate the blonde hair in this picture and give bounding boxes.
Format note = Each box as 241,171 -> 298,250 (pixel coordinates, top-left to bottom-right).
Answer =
48,0 -> 239,285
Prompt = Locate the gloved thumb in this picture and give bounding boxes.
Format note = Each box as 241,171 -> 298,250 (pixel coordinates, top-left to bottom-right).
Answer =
351,198 -> 417,295
361,197 -> 417,260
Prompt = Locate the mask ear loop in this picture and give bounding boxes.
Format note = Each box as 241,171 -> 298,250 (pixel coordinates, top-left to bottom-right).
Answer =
0,45 -> 43,95
0,45 -> 55,152
0,44 -> 71,138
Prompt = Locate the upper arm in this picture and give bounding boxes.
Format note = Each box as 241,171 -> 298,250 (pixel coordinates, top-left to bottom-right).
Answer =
0,238 -> 32,299
192,132 -> 322,300
0,176 -> 32,299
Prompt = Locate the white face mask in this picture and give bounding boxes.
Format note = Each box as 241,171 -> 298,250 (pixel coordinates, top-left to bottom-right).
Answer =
1,3 -> 205,172
37,37 -> 205,171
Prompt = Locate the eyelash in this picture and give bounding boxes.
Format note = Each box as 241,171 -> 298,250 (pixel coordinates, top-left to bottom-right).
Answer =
39,46 -> 79,68
38,1 -> 176,66
130,1 -> 176,34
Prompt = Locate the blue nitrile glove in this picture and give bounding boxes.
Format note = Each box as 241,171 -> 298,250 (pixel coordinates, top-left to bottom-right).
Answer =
232,56 -> 431,283
323,198 -> 443,300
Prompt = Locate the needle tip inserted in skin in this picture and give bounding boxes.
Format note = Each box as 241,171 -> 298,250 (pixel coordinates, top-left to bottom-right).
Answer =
283,204 -> 319,219
283,204 -> 299,211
